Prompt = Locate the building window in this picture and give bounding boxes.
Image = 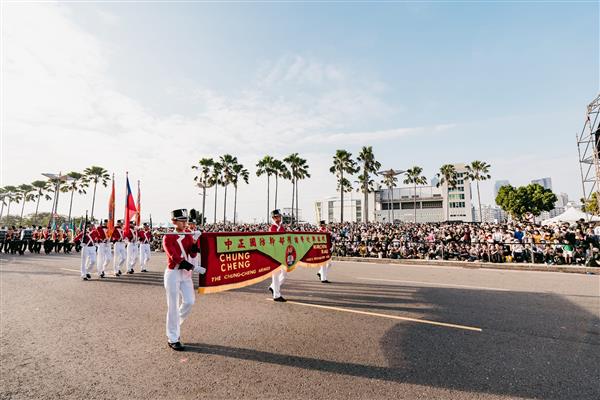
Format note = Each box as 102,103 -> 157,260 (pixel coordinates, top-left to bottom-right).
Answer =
328,201 -> 334,221
356,200 -> 362,221
401,202 -> 421,209
422,200 -> 443,209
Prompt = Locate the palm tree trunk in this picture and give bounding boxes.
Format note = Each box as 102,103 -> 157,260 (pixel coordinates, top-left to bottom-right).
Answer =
476,180 -> 482,223
68,189 -> 75,223
295,179 -> 299,223
6,200 -> 11,224
446,188 -> 450,222
414,183 -> 417,223
20,199 -> 26,222
223,185 -> 228,224
213,185 -> 218,224
201,187 -> 206,226
267,175 -> 270,223
340,172 -> 344,223
364,178 -> 368,223
291,178 -> 295,223
90,182 -> 97,220
233,185 -> 238,225
274,174 -> 278,209
34,194 -> 41,224
388,187 -> 391,223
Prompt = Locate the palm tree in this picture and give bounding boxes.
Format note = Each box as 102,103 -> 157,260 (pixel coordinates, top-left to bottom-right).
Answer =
210,162 -> 223,224
403,166 -> 427,223
83,166 -> 110,220
272,159 -> 289,210
231,163 -> 249,225
357,146 -> 381,223
256,155 -> 276,222
192,158 -> 215,226
31,180 -> 51,224
329,150 -> 359,223
17,184 -> 35,223
61,172 -> 88,224
3,186 -> 20,225
436,164 -> 458,222
465,160 -> 491,222
219,154 -> 237,224
0,187 -> 7,222
294,157 -> 310,222
381,169 -> 399,223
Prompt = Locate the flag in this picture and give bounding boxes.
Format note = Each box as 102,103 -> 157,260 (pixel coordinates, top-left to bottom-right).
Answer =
107,175 -> 116,238
135,180 -> 141,227
124,173 -> 137,236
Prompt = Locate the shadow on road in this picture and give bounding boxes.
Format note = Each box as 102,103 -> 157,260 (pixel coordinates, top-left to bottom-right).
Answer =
229,279 -> 600,400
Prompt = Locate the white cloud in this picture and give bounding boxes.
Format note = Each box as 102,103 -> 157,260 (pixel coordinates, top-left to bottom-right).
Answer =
1,3 -> 453,223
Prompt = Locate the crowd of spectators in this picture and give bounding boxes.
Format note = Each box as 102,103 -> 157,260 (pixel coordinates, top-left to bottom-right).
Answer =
328,221 -> 600,266
149,220 -> 600,267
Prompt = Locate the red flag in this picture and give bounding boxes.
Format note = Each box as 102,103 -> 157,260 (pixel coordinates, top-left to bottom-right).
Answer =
107,175 -> 115,237
135,180 -> 141,227
124,173 -> 137,236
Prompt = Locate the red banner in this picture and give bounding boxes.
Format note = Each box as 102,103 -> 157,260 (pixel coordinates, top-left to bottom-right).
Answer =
198,231 -> 332,294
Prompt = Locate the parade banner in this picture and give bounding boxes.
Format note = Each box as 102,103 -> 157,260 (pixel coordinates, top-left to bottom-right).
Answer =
198,231 -> 331,294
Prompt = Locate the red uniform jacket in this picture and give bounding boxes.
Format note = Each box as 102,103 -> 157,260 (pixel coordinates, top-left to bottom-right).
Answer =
269,223 -> 286,233
139,230 -> 152,244
74,230 -> 99,246
96,227 -> 107,242
111,228 -> 125,243
124,229 -> 137,242
163,232 -> 198,270
319,227 -> 328,233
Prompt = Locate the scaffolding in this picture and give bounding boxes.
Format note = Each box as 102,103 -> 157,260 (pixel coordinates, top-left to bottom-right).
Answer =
576,93 -> 600,209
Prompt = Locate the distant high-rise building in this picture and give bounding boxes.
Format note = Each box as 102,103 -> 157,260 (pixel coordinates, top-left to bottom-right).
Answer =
430,176 -> 439,187
493,180 -> 510,200
531,177 -> 552,191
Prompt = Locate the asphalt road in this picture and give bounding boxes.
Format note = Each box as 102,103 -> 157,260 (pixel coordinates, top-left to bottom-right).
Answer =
1,253 -> 599,400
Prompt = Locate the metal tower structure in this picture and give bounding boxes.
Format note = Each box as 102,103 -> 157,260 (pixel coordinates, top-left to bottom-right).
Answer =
577,93 -> 600,209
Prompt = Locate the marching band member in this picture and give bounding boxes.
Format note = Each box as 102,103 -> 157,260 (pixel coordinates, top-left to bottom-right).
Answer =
139,223 -> 152,272
162,209 -> 205,351
111,220 -> 127,276
95,220 -> 110,278
268,209 -> 287,302
126,222 -> 139,274
316,220 -> 332,283
75,222 -> 99,281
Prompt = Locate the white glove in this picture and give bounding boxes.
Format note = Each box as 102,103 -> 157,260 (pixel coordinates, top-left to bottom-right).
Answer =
192,231 -> 202,241
194,265 -> 206,274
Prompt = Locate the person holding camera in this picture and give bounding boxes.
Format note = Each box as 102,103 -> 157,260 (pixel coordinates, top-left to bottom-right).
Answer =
162,209 -> 205,351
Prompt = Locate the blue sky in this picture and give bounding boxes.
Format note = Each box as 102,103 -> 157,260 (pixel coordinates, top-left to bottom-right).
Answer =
2,2 -> 598,223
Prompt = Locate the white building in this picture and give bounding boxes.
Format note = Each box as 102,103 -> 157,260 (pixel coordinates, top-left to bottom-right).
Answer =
375,163 -> 474,223
314,192 -> 376,223
315,163 -> 475,224
474,205 -> 508,223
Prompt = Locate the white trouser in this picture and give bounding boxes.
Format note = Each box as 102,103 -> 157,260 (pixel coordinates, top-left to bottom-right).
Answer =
127,242 -> 139,271
80,246 -> 97,277
164,268 -> 195,343
269,269 -> 287,298
318,262 -> 331,281
97,243 -> 111,273
113,242 -> 127,273
140,243 -> 151,270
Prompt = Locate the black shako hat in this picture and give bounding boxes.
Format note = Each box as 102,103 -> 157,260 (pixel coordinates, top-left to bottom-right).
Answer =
320,220 -> 326,225
171,209 -> 188,221
271,209 -> 282,217
189,209 -> 198,223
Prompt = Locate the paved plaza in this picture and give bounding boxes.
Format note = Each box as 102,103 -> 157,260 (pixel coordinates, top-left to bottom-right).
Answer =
1,254 -> 599,399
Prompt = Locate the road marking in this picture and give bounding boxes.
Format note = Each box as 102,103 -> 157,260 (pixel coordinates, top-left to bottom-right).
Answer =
357,277 -> 511,292
60,268 -> 80,273
272,299 -> 482,332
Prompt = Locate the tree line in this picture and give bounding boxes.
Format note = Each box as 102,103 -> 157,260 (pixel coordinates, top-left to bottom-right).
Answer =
0,166 -> 110,226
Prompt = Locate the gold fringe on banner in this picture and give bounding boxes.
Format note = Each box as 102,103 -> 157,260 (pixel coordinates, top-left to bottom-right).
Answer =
197,265 -> 284,294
